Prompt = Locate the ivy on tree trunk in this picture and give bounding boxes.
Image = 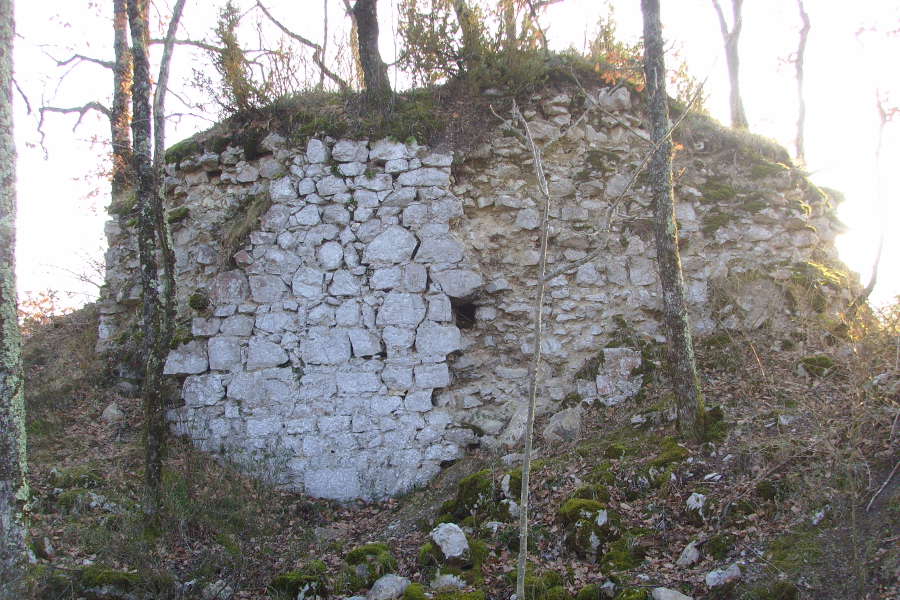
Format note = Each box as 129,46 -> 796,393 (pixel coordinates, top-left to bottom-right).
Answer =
642,0 -> 705,440
0,0 -> 28,594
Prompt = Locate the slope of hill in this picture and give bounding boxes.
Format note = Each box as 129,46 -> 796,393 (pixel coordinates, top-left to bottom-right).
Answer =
19,302 -> 898,600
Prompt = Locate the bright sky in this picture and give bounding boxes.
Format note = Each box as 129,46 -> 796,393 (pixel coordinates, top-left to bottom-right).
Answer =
11,0 -> 900,310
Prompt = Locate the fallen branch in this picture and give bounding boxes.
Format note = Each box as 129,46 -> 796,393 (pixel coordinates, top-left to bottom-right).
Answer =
866,460 -> 899,512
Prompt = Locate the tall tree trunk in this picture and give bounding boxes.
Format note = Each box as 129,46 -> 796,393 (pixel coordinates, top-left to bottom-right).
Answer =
0,0 -> 28,594
452,0 -> 484,71
127,0 -> 165,519
351,0 -> 391,100
152,0 -> 185,369
642,0 -> 705,440
111,0 -> 133,204
794,0 -> 810,163
712,0 -> 748,129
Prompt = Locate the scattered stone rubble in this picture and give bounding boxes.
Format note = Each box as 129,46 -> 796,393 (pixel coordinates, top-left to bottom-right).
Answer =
97,84 -> 852,500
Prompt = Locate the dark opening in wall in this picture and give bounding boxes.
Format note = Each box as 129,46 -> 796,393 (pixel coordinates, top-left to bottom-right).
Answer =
450,298 -> 477,330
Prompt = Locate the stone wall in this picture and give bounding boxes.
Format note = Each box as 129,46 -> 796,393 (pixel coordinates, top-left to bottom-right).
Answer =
97,84 -> 852,501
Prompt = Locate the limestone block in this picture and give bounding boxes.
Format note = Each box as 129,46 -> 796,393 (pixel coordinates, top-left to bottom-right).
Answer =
629,257 -> 657,286
372,266 -> 402,290
337,370 -> 382,394
269,176 -> 297,201
404,390 -> 433,412
208,336 -> 243,371
542,407 -> 582,443
363,225 -> 418,264
220,314 -> 254,336
339,161 -> 366,177
317,241 -> 344,270
292,267 -> 325,299
415,322 -> 461,356
301,326 -> 352,364
192,317 -> 220,337
305,468 -> 361,501
606,173 -> 630,197
515,208 -> 541,230
370,138 -> 409,161
426,294 -> 453,322
210,270 -> 250,305
317,175 -> 349,196
368,575 -> 410,600
332,139 -> 368,162
383,187 -> 417,207
164,341 -> 209,375
377,292 -> 426,327
295,204 -> 321,226
596,86 -> 631,111
255,311 -> 297,333
235,163 -> 259,182
249,274 -> 287,303
322,204 -> 351,226
306,138 -> 329,163
414,234 -> 465,263
182,373 -> 225,407
595,348 -> 643,406
385,158 -> 408,173
421,152 -> 453,167
246,338 -> 288,370
402,203 -> 428,228
430,523 -> 469,561
336,299 -> 360,326
330,270 -> 361,296
348,328 -> 382,358
432,269 -> 483,298
382,326 -> 416,351
381,365 -> 413,390
355,173 -> 393,191
397,168 -> 450,187
402,263 -> 428,293
414,363 -> 450,388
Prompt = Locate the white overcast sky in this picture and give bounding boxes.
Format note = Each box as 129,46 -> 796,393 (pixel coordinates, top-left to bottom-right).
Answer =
11,0 -> 900,308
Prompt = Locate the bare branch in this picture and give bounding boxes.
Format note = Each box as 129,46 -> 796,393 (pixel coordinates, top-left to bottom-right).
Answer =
150,37 -> 223,53
45,51 -> 115,70
12,78 -> 31,114
39,102 -> 110,128
255,1 -> 350,92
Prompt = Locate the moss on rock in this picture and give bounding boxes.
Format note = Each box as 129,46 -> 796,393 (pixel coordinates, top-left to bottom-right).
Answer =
705,533 -> 736,560
613,589 -> 649,600
559,499 -> 621,560
270,561 -> 329,598
343,543 -> 396,590
403,583 -> 427,600
79,565 -> 141,590
166,206 -> 190,224
571,484 -> 611,503
649,437 -> 689,468
440,469 -> 495,522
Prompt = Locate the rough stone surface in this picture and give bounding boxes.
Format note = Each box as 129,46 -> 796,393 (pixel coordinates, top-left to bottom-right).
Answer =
652,589 -> 693,600
676,540 -> 701,568
541,407 -> 582,443
430,523 -> 469,561
101,88 -> 855,501
367,575 -> 410,600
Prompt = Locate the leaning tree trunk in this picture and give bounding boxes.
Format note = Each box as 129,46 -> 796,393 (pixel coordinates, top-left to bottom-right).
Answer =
712,0 -> 748,130
127,0 -> 166,519
0,0 -> 28,595
642,0 -> 705,440
351,0 -> 391,100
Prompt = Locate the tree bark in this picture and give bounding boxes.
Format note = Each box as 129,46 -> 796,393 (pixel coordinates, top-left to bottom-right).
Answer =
0,0 -> 28,594
127,0 -> 166,519
712,0 -> 748,129
794,0 -> 810,162
642,0 -> 705,440
152,0 -> 185,367
111,0 -> 133,204
351,0 -> 391,100
452,0 -> 484,71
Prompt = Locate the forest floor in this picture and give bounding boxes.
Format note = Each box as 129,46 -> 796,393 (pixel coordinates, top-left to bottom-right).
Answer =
19,303 -> 899,600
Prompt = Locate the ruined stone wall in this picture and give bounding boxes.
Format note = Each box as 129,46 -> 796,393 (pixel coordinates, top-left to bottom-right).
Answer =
97,84 -> 852,501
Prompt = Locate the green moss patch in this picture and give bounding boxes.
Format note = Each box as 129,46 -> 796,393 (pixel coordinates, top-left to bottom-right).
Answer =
798,354 -> 835,377
571,484 -> 610,503
744,581 -> 800,600
79,565 -> 141,590
50,465 -> 103,489
700,180 -> 738,203
343,543 -> 396,590
164,138 -> 202,164
600,537 -> 646,572
705,533 -> 736,560
766,527 -> 823,573
440,469 -> 496,522
270,560 -> 329,598
166,206 -> 190,224
614,589 -> 649,600
649,437 -> 689,468
558,499 -> 621,560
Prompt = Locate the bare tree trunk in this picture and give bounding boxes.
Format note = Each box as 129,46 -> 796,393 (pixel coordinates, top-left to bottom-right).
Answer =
794,0 -> 810,163
712,0 -> 748,129
452,0 -> 484,71
152,0 -> 185,367
512,101 -> 552,600
127,0 -> 166,519
642,0 -> 705,440
351,0 -> 391,100
111,0 -> 133,204
0,0 -> 28,595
